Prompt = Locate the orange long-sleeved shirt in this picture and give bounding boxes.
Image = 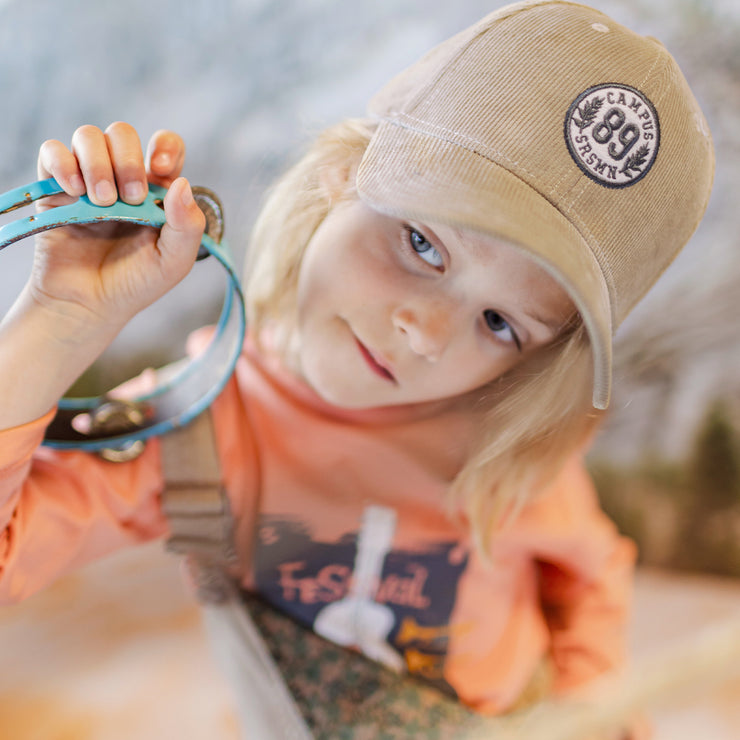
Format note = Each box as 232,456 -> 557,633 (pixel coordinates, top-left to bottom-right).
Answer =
0,333 -> 635,714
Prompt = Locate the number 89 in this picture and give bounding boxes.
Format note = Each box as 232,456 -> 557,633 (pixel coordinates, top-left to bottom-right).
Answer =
591,107 -> 640,160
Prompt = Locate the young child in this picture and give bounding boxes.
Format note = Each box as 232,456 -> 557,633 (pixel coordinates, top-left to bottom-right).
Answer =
0,0 -> 713,726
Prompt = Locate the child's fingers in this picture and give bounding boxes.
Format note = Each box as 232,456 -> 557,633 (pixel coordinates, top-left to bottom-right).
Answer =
104,122 -> 148,204
37,139 -> 86,198
71,125 -> 118,206
145,129 -> 186,187
156,177 -> 206,274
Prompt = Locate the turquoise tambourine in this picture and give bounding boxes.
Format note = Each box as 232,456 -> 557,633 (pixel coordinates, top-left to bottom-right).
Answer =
0,178 -> 246,460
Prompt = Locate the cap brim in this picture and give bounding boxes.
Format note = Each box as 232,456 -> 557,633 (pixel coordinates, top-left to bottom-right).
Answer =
356,122 -> 613,409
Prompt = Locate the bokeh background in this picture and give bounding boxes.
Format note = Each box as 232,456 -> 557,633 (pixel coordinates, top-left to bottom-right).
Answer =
1,0 -> 739,738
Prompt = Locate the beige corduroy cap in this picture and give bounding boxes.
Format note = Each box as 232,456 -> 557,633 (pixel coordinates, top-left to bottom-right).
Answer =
355,0 -> 715,409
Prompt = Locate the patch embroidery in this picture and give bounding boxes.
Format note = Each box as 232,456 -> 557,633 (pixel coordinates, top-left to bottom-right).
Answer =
564,83 -> 660,188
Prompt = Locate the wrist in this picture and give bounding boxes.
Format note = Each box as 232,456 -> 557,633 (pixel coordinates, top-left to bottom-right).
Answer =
21,283 -> 124,349
0,289 -> 121,429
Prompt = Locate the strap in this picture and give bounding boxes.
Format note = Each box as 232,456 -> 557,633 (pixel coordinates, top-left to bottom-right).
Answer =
159,411 -> 314,739
201,588 -> 314,740
161,410 -> 237,601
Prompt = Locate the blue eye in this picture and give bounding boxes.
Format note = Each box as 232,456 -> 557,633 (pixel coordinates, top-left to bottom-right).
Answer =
408,228 -> 444,269
483,309 -> 519,348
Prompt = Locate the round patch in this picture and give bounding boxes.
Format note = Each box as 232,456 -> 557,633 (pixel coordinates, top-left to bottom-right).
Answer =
564,83 -> 660,188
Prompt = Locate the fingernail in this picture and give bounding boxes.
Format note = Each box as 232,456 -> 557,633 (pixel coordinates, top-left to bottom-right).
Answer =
124,181 -> 144,201
95,181 -> 116,203
154,152 -> 172,170
180,181 -> 193,206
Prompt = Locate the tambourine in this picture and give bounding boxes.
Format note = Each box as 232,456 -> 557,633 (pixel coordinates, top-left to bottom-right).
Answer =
0,178 -> 246,460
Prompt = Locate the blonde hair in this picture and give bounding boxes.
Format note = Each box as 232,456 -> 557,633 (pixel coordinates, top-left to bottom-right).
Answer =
244,119 -> 374,349
453,324 -> 603,556
244,118 -> 604,555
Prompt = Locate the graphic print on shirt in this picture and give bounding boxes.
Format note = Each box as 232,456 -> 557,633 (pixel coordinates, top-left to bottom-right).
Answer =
314,506 -> 403,671
255,506 -> 469,696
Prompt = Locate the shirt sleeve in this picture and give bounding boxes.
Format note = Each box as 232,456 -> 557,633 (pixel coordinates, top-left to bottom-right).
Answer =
0,410 -> 168,605
527,455 -> 637,694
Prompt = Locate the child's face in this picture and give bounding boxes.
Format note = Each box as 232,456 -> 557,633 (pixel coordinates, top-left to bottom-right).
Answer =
292,199 -> 575,410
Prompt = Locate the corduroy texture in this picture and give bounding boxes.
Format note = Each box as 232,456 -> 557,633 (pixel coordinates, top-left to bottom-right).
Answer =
356,0 -> 715,408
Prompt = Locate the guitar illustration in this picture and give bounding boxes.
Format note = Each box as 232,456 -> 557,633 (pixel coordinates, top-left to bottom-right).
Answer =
314,505 -> 403,671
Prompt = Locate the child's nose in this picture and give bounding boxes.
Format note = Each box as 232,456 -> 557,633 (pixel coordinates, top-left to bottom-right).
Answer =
392,302 -> 454,361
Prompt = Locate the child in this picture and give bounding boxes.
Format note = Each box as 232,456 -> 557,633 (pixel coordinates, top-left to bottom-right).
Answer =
0,0 -> 713,728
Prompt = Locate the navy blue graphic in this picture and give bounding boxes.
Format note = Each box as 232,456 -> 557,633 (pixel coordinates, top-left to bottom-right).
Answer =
254,513 -> 469,696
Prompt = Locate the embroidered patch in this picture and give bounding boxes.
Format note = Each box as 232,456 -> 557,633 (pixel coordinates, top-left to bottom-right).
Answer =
564,83 -> 660,188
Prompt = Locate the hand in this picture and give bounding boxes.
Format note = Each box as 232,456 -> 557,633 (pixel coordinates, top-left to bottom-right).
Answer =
30,122 -> 206,344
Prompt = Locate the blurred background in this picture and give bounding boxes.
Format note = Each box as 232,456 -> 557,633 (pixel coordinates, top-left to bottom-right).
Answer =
0,0 -> 739,738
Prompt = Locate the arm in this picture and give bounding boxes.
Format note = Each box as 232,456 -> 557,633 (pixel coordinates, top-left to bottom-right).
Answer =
524,459 -> 645,740
0,417 -> 169,604
0,123 -> 205,428
0,124 -> 204,602
532,456 -> 636,694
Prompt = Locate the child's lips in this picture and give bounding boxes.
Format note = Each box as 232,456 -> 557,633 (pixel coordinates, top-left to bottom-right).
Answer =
355,338 -> 396,382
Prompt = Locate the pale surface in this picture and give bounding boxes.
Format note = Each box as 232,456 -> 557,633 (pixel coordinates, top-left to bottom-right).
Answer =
0,543 -> 738,739
0,543 -> 240,740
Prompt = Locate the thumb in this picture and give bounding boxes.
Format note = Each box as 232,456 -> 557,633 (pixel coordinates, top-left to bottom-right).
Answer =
157,177 -> 206,279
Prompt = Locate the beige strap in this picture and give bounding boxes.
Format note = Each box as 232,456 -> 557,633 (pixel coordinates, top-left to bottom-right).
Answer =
201,588 -> 315,740
160,410 -> 237,602
159,409 -> 314,738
